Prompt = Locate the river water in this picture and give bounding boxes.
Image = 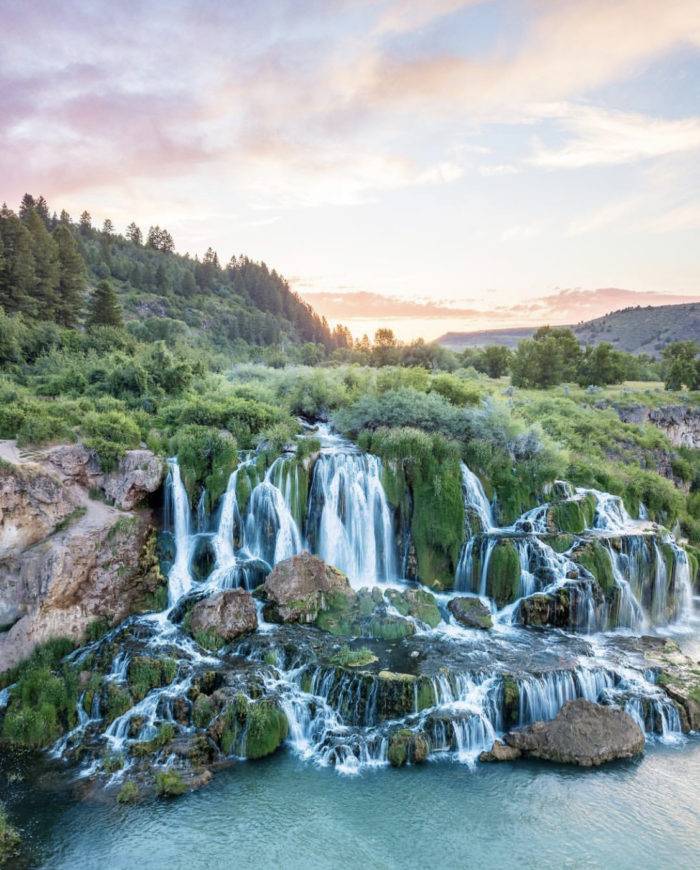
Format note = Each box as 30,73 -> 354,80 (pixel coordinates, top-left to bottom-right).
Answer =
5,739 -> 699,869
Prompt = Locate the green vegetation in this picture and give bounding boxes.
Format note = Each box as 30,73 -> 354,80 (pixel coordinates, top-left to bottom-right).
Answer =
127,657 -> 177,701
0,803 -> 21,864
117,781 -> 140,804
330,645 -> 378,668
0,638 -> 78,748
154,769 -> 187,797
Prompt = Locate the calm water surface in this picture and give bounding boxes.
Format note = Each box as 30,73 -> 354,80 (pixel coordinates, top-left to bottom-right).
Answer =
5,740 -> 699,870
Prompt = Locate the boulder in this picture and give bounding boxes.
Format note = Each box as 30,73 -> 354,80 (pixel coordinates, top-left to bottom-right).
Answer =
102,450 -> 164,510
189,589 -> 258,643
479,739 -> 521,762
261,552 -> 353,624
385,588 -> 441,628
505,699 -> 644,766
388,728 -> 429,767
47,443 -> 102,488
448,596 -> 492,629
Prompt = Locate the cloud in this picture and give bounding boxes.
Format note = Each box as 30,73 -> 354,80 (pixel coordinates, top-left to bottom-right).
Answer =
530,105 -> 700,168
300,286 -> 700,330
478,163 -> 518,176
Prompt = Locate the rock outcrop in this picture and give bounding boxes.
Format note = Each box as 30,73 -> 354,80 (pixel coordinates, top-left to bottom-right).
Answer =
616,404 -> 700,449
189,589 -> 258,642
448,596 -> 492,629
479,740 -> 521,762
261,552 -> 353,624
0,441 -> 166,672
505,699 -> 645,766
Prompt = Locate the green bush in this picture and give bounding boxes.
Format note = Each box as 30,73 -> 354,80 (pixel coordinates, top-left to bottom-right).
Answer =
155,769 -> 187,797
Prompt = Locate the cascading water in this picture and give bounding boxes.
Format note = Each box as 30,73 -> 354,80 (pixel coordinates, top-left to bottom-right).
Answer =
307,451 -> 397,587
166,459 -> 194,606
460,463 -> 494,533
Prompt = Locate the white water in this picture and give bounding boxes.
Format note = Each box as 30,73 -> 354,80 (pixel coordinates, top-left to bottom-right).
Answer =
460,463 -> 494,533
166,459 -> 194,606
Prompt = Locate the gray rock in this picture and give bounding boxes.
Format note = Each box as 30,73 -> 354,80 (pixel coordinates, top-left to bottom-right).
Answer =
261,552 -> 353,624
505,699 -> 644,766
103,450 -> 164,510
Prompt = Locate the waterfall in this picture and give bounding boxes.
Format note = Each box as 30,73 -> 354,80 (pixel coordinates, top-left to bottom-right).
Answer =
308,452 -> 397,587
579,487 -> 634,532
652,541 -> 669,625
603,542 -> 645,631
166,459 -> 194,606
460,463 -> 494,533
518,669 -> 616,726
244,479 -> 303,567
669,541 -> 693,625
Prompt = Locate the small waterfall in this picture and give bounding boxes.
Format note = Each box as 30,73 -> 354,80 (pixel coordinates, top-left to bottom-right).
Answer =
460,463 -> 494,533
669,542 -> 693,625
518,669 -> 616,726
652,541 -> 669,625
603,542 -> 645,631
166,459 -> 194,607
244,479 -> 303,567
308,452 -> 397,587
454,539 -> 476,592
580,488 -> 634,532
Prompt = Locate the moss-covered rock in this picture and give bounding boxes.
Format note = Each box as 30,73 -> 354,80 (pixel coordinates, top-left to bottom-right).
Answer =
0,803 -> 21,865
547,493 -> 596,535
385,588 -> 441,628
570,539 -> 615,593
447,596 -> 492,630
329,645 -> 378,668
387,728 -> 429,767
501,675 -> 520,728
127,656 -> 178,701
211,695 -> 288,760
154,769 -> 187,798
116,780 -> 139,804
485,539 -> 521,608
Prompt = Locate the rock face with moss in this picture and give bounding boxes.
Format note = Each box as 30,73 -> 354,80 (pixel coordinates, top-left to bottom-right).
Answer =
448,596 -> 492,630
505,699 -> 644,766
261,552 -> 353,624
546,492 -> 596,535
189,589 -> 258,644
388,728 -> 429,767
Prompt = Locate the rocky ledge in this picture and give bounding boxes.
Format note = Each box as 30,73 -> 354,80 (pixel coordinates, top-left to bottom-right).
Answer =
504,699 -> 645,766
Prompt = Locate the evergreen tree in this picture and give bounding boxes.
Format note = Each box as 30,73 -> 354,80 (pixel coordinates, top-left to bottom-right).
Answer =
53,223 -> 86,327
79,211 -> 92,235
35,195 -> 50,225
24,208 -> 60,315
19,193 -> 36,221
87,279 -> 123,328
126,222 -> 142,245
102,218 -> 114,236
59,209 -> 71,224
0,205 -> 36,315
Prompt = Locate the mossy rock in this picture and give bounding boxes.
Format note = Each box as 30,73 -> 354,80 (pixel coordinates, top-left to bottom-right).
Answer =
190,535 -> 216,582
127,656 -> 178,701
117,780 -> 139,804
486,540 -> 521,608
385,589 -> 441,629
0,805 -> 21,864
244,700 -> 289,759
155,769 -> 187,798
501,675 -> 519,728
546,534 -> 575,554
548,494 -> 596,534
329,645 -> 378,668
570,539 -> 615,593
192,694 -> 216,728
387,728 -> 429,767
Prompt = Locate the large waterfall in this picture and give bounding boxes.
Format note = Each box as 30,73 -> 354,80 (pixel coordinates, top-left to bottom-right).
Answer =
166,459 -> 194,606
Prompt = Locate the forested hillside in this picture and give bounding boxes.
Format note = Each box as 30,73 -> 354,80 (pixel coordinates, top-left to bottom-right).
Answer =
0,194 -> 349,356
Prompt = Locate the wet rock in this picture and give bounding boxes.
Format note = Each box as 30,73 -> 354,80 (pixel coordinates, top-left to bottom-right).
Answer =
388,728 -> 429,767
479,740 -> 521,762
385,588 -> 441,628
448,596 -> 492,630
505,699 -> 644,766
632,637 -> 700,731
261,552 -> 353,624
546,493 -> 596,535
189,589 -> 258,643
190,535 -> 216,581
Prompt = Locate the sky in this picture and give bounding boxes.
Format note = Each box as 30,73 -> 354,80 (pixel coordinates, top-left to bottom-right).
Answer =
2,0 -> 700,340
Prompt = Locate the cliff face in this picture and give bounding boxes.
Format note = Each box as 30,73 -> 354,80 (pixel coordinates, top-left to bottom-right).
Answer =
615,404 -> 700,449
0,441 -> 165,672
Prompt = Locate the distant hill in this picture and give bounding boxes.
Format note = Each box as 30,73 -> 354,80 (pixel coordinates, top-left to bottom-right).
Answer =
438,303 -> 700,356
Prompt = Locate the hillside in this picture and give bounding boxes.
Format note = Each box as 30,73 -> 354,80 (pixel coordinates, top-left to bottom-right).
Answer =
0,194 -> 347,357
438,303 -> 700,355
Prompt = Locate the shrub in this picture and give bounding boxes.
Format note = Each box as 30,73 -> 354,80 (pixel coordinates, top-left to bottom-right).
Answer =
154,769 -> 187,797
117,781 -> 139,804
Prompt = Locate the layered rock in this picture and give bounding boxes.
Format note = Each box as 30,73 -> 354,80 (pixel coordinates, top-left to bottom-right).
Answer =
505,699 -> 644,766
0,442 -> 166,672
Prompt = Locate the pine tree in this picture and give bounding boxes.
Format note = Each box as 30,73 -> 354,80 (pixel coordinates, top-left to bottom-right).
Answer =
53,223 -> 85,327
25,208 -> 60,315
102,218 -> 114,236
87,279 -> 123,328
79,211 -> 92,235
19,193 -> 36,221
59,209 -> 71,224
35,195 -> 50,225
0,205 -> 37,315
126,222 -> 142,245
